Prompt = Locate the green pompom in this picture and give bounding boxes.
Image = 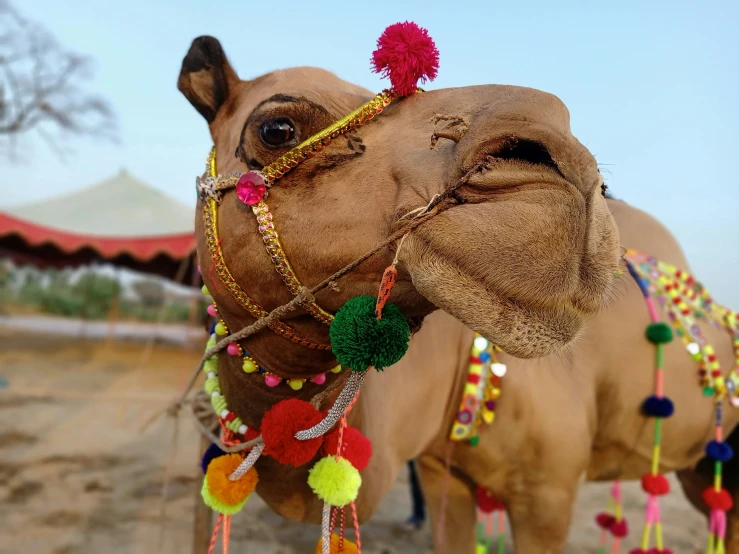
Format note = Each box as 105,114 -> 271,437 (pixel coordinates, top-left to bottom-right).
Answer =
645,322 -> 673,344
329,296 -> 410,372
703,386 -> 715,397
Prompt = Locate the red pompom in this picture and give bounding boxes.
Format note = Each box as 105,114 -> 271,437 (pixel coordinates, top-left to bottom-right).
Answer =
702,487 -> 734,511
475,486 -> 505,513
371,21 -> 439,96
641,474 -> 670,496
610,519 -> 628,538
322,427 -> 373,471
595,512 -> 615,529
261,399 -> 324,467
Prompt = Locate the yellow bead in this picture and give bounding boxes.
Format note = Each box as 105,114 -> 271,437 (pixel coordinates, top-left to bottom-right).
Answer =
201,285 -> 210,295
215,321 -> 227,336
330,365 -> 342,374
242,359 -> 257,374
490,388 -> 501,400
482,411 -> 495,424
287,379 -> 304,391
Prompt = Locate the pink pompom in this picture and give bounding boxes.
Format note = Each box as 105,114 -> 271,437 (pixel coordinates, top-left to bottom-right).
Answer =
226,343 -> 240,356
371,21 -> 439,96
207,304 -> 217,317
312,373 -> 326,385
264,374 -> 281,388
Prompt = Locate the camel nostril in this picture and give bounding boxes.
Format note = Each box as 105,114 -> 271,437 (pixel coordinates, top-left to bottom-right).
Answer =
488,137 -> 561,175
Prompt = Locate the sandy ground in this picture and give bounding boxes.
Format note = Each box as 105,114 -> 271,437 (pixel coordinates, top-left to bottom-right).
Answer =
0,328 -> 709,554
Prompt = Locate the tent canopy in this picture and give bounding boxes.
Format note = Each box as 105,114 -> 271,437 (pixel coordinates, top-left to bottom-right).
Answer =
0,170 -> 197,280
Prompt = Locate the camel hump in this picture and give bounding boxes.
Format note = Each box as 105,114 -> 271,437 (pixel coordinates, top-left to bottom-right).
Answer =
606,199 -> 690,271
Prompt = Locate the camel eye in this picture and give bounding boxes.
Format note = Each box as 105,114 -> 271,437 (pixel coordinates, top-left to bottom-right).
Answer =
260,119 -> 295,147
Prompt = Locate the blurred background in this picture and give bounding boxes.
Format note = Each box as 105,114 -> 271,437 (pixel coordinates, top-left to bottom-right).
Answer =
0,1 -> 736,553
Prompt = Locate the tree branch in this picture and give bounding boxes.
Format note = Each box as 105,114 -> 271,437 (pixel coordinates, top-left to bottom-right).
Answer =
0,1 -> 117,159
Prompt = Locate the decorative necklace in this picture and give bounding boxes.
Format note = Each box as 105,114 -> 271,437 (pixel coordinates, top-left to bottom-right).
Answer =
203,295 -> 343,392
449,334 -> 506,445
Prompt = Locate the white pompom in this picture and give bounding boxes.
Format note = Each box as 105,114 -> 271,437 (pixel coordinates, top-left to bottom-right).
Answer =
686,342 -> 700,355
491,363 -> 507,377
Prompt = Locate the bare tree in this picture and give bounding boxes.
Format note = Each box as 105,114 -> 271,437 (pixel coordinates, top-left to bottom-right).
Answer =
0,1 -> 116,158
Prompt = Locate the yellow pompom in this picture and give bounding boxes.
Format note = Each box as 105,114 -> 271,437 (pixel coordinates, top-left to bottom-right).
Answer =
307,456 -> 361,507
203,453 -> 258,514
287,379 -> 304,391
315,533 -> 358,553
201,285 -> 210,295
242,358 -> 258,373
215,321 -> 227,335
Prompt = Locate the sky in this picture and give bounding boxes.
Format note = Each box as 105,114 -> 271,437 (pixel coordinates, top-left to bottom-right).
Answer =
2,0 -> 738,305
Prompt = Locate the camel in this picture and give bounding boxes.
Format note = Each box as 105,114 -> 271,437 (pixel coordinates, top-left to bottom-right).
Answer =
177,36 -> 739,553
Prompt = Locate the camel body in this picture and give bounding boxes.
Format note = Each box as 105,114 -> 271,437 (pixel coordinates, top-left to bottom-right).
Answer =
174,36 -> 737,553
255,199 -> 739,553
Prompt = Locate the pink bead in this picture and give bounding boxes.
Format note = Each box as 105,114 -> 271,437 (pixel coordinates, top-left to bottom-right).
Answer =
207,304 -> 217,317
236,171 -> 267,206
264,375 -> 280,387
226,343 -> 240,356
312,373 -> 326,385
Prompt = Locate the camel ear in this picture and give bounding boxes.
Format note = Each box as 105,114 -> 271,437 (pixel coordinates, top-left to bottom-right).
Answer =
177,36 -> 239,123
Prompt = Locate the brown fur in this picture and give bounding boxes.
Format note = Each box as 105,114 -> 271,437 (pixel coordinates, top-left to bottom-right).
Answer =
179,37 -> 739,553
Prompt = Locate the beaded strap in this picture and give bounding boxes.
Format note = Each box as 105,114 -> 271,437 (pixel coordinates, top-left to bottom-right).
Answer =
203,198 -> 331,350
215,91 -> 396,191
252,201 -> 334,324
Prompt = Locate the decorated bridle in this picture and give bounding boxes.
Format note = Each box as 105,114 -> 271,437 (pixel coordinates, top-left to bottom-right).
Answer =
198,89 -> 397,353
193,22 -> 441,554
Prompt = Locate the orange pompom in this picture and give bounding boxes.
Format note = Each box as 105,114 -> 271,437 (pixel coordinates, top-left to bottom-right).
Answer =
205,453 -> 258,506
315,533 -> 358,554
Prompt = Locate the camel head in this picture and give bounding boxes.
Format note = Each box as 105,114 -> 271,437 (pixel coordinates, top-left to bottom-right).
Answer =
179,35 -> 620,422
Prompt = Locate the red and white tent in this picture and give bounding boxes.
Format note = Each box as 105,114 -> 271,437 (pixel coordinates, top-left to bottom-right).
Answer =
0,170 -> 196,280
